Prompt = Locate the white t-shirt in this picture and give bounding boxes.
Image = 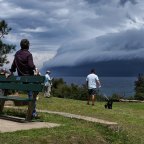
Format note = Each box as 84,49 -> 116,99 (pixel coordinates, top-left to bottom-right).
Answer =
86,73 -> 99,89
44,74 -> 51,86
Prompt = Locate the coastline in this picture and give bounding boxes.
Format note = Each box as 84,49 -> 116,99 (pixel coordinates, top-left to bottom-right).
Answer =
55,76 -> 137,97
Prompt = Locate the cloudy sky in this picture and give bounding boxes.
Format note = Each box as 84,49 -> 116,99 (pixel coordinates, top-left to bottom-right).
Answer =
1,0 -> 144,74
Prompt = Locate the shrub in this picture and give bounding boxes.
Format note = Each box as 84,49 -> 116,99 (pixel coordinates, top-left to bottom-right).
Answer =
51,78 -> 88,100
51,78 -> 107,101
111,93 -> 124,102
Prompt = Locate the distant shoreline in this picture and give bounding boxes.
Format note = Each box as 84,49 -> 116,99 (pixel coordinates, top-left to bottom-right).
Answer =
55,76 -> 136,97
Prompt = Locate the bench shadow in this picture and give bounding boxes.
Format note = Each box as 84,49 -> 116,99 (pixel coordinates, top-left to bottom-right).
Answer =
0,115 -> 43,123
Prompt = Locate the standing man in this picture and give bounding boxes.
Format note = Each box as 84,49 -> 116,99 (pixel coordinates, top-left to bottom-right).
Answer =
9,39 -> 38,118
44,70 -> 52,98
86,69 -> 101,106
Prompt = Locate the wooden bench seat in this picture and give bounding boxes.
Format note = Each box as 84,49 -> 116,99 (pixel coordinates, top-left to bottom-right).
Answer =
0,75 -> 45,121
0,95 -> 32,101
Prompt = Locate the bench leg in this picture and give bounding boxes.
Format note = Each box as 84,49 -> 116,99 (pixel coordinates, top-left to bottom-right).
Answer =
26,101 -> 35,121
0,100 -> 5,113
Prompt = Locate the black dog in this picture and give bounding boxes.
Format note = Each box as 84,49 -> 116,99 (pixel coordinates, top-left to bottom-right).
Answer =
104,99 -> 113,109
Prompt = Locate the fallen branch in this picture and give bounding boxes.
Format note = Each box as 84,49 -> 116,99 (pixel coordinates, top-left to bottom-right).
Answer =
119,99 -> 144,103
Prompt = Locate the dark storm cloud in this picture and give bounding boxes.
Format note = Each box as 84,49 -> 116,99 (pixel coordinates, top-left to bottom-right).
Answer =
119,0 -> 138,6
45,28 -> 144,67
86,0 -> 138,5
0,0 -> 144,70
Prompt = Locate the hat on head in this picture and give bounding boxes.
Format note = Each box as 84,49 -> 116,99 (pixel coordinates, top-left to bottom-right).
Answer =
46,70 -> 51,73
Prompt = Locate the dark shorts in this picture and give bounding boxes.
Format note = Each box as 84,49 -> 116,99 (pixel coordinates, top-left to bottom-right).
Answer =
88,88 -> 98,96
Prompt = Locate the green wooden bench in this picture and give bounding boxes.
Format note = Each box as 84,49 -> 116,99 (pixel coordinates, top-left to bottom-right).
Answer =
0,75 -> 45,121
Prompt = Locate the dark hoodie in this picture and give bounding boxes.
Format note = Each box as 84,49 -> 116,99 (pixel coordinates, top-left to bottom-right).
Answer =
10,49 -> 35,76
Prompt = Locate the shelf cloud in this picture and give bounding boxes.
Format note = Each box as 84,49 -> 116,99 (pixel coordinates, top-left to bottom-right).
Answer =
1,0 -> 144,72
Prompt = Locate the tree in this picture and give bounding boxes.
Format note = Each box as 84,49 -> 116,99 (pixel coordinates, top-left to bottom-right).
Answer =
0,20 -> 15,66
134,74 -> 144,100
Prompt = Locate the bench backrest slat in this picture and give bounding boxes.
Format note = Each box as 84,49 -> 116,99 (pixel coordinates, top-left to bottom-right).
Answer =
0,75 -> 45,92
0,83 -> 43,91
0,75 -> 45,83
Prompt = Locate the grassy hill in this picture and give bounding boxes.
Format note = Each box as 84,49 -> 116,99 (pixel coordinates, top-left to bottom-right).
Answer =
1,94 -> 144,144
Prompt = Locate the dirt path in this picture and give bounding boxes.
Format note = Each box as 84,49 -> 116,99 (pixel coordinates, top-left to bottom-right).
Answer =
5,106 -> 118,125
38,109 -> 118,125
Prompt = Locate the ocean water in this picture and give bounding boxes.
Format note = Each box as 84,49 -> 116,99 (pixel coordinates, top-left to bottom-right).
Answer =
56,76 -> 137,97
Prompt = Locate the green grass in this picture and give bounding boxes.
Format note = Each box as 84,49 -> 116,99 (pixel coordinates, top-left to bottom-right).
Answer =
1,93 -> 144,144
